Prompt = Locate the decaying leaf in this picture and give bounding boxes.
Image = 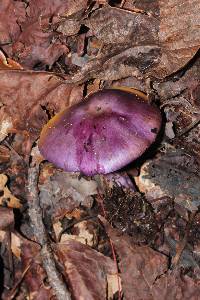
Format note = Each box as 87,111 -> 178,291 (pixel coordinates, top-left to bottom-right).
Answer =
20,240 -> 54,300
0,174 -> 21,208
100,219 -> 168,300
56,239 -> 119,300
0,70 -> 83,154
73,1 -> 200,82
60,219 -> 98,247
39,164 -> 98,218
0,0 -> 26,46
151,269 -> 200,299
152,0 -> 200,78
1,0 -> 88,68
135,149 -> 200,212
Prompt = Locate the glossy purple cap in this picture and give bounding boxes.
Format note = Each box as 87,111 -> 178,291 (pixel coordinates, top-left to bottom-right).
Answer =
39,89 -> 161,175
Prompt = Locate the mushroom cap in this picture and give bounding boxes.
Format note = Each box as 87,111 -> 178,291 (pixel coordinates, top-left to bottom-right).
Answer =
39,89 -> 161,175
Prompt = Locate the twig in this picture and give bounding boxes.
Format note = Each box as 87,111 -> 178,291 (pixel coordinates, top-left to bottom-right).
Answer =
26,159 -> 71,300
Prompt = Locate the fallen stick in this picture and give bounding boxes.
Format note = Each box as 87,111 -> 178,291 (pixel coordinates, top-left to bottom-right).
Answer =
26,155 -> 71,300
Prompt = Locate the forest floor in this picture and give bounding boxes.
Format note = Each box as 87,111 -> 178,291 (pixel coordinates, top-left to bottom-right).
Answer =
0,1 -> 200,299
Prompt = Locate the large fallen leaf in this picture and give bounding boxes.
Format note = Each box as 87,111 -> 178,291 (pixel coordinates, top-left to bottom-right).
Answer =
100,219 -> 168,300
0,70 -> 83,153
101,220 -> 200,299
118,241 -> 168,300
153,0 -> 200,78
73,1 -> 200,82
56,239 -> 119,300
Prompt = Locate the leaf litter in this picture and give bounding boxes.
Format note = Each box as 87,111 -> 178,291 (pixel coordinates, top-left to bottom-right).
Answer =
0,0 -> 200,299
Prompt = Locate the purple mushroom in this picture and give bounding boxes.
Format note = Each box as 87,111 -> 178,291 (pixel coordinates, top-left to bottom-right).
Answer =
39,89 -> 161,176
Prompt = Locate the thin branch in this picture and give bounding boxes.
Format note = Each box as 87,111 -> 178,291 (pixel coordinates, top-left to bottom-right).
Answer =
26,160 -> 71,300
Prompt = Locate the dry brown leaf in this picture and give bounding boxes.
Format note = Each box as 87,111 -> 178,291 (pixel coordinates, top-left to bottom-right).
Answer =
56,239 -> 119,300
0,174 -> 21,208
152,0 -> 200,78
60,232 -> 90,245
0,230 -> 6,242
0,231 -> 21,261
100,219 -> 168,300
0,109 -> 13,142
1,0 -> 88,68
53,218 -> 91,245
0,0 -> 26,46
0,50 -> 23,70
59,220 -> 98,247
53,221 -> 63,240
11,232 -> 21,259
107,274 -> 121,300
74,1 -> 200,81
1,232 -> 54,299
153,58 -> 200,161
0,70 -> 83,154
